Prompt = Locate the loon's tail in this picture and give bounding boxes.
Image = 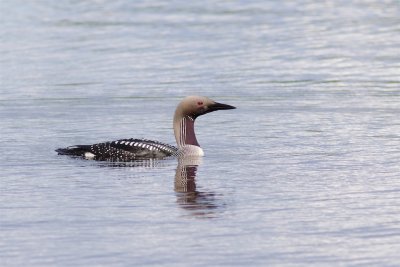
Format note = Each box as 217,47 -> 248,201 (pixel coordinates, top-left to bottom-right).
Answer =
56,145 -> 91,156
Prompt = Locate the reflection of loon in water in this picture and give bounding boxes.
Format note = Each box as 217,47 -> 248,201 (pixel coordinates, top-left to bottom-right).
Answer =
91,157 -> 225,217
69,156 -> 225,217
175,157 -> 224,217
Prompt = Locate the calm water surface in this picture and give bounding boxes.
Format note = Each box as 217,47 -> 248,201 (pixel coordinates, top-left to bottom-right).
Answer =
1,1 -> 400,266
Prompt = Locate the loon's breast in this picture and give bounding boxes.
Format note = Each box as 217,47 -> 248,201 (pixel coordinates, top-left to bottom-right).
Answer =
56,139 -> 178,161
178,145 -> 204,157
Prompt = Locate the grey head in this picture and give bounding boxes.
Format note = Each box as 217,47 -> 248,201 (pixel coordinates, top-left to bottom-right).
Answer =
174,96 -> 236,120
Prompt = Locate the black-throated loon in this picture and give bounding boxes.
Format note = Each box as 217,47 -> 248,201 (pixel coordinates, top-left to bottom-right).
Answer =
56,96 -> 236,161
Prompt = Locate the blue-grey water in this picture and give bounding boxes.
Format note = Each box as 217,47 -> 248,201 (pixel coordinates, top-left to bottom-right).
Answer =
1,1 -> 400,266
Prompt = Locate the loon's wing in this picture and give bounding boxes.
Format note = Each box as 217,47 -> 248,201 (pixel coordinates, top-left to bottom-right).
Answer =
56,139 -> 178,161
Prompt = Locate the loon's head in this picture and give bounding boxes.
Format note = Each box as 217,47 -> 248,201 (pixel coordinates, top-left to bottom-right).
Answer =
176,96 -> 236,119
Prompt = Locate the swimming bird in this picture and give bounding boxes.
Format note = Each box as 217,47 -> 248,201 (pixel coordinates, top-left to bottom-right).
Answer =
56,96 -> 235,161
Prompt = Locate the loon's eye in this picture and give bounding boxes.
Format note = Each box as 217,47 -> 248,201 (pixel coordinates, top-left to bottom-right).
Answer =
197,101 -> 203,106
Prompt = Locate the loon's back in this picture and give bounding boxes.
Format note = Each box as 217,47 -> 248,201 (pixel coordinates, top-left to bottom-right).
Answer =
56,139 -> 178,161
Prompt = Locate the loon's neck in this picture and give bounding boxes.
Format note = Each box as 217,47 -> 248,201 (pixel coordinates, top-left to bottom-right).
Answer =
174,115 -> 199,148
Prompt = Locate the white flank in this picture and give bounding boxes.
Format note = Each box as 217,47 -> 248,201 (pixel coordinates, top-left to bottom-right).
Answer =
84,152 -> 96,159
